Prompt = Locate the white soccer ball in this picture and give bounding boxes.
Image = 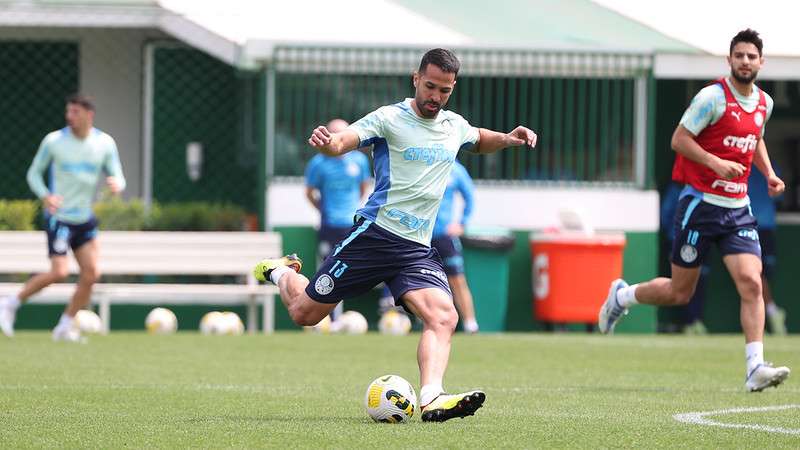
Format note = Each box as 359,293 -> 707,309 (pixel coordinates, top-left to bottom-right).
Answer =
220,311 -> 245,335
378,310 -> 412,336
338,310 -> 368,335
145,307 -> 177,334
364,374 -> 417,423
74,309 -> 103,334
304,315 -> 333,334
200,311 -> 244,335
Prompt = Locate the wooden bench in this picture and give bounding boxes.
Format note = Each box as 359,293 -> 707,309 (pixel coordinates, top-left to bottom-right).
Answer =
0,231 -> 281,334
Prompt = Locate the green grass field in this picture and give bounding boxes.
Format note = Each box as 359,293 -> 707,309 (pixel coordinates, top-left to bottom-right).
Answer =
1,332 -> 798,449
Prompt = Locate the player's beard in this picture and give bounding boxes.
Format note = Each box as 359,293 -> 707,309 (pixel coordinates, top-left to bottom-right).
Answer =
731,66 -> 758,84
415,99 -> 441,118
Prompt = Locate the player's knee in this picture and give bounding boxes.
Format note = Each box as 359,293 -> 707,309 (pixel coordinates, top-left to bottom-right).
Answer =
288,304 -> 325,327
80,267 -> 101,284
429,305 -> 458,334
737,273 -> 762,301
670,287 -> 695,306
51,267 -> 69,281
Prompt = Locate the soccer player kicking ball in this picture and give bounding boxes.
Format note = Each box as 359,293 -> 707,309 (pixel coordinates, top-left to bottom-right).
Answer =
255,48 -> 537,421
598,29 -> 790,392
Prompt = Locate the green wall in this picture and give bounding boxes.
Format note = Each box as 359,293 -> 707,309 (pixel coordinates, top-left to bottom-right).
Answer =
152,47 -> 260,211
0,42 -> 79,200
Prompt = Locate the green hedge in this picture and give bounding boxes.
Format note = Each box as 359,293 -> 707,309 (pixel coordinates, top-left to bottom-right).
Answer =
0,198 -> 247,231
0,200 -> 38,230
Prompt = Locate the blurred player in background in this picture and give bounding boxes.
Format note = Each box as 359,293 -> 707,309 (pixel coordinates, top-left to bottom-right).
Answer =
660,182 -> 709,334
598,29 -> 790,392
0,94 -> 126,342
748,166 -> 787,335
255,48 -> 537,421
379,159 -> 479,333
304,118 -> 371,324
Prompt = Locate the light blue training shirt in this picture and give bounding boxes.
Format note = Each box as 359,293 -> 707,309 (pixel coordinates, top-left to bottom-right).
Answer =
27,127 -> 126,224
305,151 -> 371,228
432,161 -> 474,239
348,98 -> 480,245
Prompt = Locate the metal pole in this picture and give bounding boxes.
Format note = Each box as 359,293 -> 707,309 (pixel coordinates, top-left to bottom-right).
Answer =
633,74 -> 648,187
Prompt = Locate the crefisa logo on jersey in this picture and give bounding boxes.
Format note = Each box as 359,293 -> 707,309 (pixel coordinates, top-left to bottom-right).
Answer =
315,274 -> 335,295
722,133 -> 758,153
680,244 -> 698,263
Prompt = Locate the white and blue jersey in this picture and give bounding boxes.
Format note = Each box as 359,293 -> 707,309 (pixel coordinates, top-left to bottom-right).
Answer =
305,151 -> 371,228
432,161 -> 474,239
27,127 -> 126,224
348,98 -> 479,246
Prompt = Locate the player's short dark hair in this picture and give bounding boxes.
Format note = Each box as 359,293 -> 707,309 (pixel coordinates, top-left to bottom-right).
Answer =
66,93 -> 95,111
418,48 -> 460,76
730,29 -> 763,56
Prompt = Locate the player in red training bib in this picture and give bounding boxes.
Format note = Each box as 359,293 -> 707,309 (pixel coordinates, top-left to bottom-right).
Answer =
598,29 -> 789,392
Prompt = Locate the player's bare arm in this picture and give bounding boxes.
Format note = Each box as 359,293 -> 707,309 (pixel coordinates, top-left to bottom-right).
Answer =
751,138 -> 785,197
304,187 -> 321,211
473,126 -> 537,154
307,126 -> 360,156
671,124 -> 745,179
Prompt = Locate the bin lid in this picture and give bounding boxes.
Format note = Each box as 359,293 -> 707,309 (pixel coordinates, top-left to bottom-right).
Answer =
529,231 -> 626,246
461,226 -> 515,251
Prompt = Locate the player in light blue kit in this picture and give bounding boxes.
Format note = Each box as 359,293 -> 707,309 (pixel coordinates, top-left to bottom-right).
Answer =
305,118 -> 371,322
431,160 -> 478,333
0,94 -> 126,342
255,49 -> 537,421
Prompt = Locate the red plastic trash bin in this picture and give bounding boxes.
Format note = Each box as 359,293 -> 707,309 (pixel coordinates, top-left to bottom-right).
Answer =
531,232 -> 626,324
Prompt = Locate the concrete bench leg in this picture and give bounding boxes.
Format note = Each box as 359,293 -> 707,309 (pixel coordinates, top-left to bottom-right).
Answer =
262,294 -> 274,335
98,296 -> 111,335
247,294 -> 257,335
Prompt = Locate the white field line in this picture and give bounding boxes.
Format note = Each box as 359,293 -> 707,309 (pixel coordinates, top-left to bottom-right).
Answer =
674,404 -> 800,435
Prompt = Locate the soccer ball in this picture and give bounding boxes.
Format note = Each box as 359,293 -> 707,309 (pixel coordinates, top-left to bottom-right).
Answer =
364,374 -> 417,423
304,315 -> 332,334
145,307 -> 177,334
337,310 -> 368,334
200,311 -> 224,335
378,310 -> 412,336
74,309 -> 103,334
200,311 -> 244,335
220,311 -> 245,335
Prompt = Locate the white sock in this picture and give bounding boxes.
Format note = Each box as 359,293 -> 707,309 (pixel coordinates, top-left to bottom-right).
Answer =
2,295 -> 20,309
419,383 -> 444,407
766,302 -> 779,317
616,284 -> 640,308
56,313 -> 74,330
463,319 -> 479,333
745,341 -> 764,374
269,266 -> 291,285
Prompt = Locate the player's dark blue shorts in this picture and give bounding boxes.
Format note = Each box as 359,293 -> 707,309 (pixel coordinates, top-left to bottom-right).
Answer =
671,196 -> 760,268
758,228 -> 776,278
46,216 -> 99,256
317,225 -> 351,260
306,219 -> 451,306
431,235 -> 464,276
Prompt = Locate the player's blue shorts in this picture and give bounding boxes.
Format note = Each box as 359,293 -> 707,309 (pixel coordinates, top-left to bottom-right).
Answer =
306,219 -> 451,307
431,235 -> 464,276
317,225 -> 352,260
758,228 -> 776,278
46,216 -> 99,256
671,196 -> 760,268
